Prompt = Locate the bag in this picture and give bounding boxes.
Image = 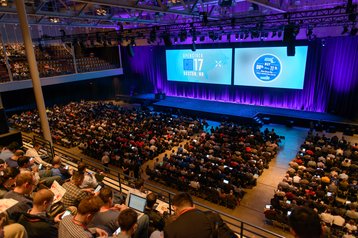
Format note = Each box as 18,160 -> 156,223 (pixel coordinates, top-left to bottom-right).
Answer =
203,211 -> 237,238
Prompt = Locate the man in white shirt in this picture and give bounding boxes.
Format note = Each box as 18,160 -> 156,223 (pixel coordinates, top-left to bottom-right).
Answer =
25,143 -> 51,168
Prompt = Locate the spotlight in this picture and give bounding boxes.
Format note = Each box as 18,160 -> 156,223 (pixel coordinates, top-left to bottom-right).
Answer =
277,31 -> 282,38
1,0 -> 7,6
321,39 -> 326,47
179,30 -> 187,42
200,35 -> 205,42
174,37 -> 178,44
235,33 -> 239,40
244,32 -> 249,39
96,8 -> 107,16
341,25 -> 349,35
130,37 -> 136,46
49,17 -> 60,23
226,33 -> 231,41
240,33 -> 244,40
271,31 -> 277,38
192,35 -> 197,42
208,31 -> 217,41
350,27 -> 358,36
202,12 -> 208,25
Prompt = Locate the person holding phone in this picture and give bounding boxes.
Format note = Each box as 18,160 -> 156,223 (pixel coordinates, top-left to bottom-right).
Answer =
59,196 -> 107,238
89,187 -> 127,235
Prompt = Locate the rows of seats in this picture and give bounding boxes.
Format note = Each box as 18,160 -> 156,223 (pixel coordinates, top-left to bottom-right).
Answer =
265,131 -> 358,237
146,124 -> 280,209
0,43 -> 118,82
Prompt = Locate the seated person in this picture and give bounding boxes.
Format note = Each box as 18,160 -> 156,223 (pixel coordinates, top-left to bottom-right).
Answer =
61,171 -> 90,208
50,156 -> 71,182
125,179 -> 147,206
3,171 -> 35,221
18,189 -> 59,238
0,167 -> 20,198
288,206 -> 322,238
77,162 -> 98,189
59,196 -> 107,238
25,143 -> 51,167
144,193 -> 166,236
89,187 -> 126,235
114,208 -> 138,238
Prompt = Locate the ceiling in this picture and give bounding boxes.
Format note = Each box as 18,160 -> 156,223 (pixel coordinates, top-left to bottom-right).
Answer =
0,0 -> 356,42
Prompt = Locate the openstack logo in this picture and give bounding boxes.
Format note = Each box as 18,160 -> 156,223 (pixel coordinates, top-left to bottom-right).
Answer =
253,54 -> 282,82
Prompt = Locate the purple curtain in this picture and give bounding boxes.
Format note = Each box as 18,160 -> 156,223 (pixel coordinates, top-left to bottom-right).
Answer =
122,37 -> 358,119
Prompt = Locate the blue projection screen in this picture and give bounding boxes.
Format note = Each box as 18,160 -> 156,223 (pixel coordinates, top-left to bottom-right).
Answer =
166,48 -> 232,85
234,46 -> 308,89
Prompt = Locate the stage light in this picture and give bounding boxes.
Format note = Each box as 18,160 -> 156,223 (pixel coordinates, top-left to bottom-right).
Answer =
306,27 -> 313,40
226,33 -> 231,41
321,39 -> 326,47
271,31 -> 277,38
350,27 -> 358,36
130,37 -> 136,46
200,35 -> 205,42
239,33 -> 244,40
179,29 -> 187,42
208,31 -> 217,41
235,33 -> 239,40
244,32 -> 249,39
174,37 -> 178,44
278,31 -> 282,38
341,25 -> 349,34
149,27 -> 157,43
49,17 -> 60,23
96,8 -> 107,16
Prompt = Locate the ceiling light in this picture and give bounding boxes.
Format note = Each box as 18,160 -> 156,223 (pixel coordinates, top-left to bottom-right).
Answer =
49,17 -> 60,23
1,0 -> 7,7
96,8 -> 107,16
350,27 -> 358,36
341,25 -> 349,35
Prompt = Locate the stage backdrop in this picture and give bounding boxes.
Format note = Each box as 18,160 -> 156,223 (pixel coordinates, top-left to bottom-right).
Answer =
122,37 -> 358,119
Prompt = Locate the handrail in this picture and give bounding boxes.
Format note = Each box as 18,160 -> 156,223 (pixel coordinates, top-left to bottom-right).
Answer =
21,133 -> 284,238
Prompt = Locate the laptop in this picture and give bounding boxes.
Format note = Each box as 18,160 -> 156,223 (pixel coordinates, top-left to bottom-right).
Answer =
128,193 -> 146,219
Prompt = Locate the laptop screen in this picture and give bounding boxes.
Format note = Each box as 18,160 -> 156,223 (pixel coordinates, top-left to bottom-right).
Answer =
128,193 -> 146,213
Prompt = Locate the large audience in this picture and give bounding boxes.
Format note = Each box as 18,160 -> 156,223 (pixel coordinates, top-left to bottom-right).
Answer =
146,123 -> 280,208
10,101 -> 204,176
0,43 -> 118,82
265,131 -> 358,238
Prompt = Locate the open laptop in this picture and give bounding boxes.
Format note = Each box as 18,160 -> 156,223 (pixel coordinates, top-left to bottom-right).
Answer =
128,193 -> 146,219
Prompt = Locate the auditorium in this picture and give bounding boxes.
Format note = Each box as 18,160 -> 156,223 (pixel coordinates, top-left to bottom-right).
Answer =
0,1 -> 357,238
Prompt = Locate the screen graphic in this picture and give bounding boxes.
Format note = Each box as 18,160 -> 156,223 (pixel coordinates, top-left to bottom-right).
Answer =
166,48 -> 232,85
234,46 -> 308,89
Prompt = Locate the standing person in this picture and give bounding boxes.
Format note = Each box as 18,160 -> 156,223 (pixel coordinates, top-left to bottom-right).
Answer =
164,192 -> 212,238
288,206 -> 323,238
101,152 -> 110,173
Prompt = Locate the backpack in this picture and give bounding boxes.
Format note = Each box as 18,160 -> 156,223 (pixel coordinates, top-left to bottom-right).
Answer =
203,211 -> 237,238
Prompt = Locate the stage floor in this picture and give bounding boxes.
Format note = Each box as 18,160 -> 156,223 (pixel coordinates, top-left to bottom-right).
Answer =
134,94 -> 358,128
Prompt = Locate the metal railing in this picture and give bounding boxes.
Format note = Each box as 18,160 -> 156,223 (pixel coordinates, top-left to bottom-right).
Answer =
21,134 -> 285,238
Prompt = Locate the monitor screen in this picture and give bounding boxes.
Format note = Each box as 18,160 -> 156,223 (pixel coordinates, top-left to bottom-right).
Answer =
234,46 -> 308,89
128,193 -> 146,213
166,48 -> 232,85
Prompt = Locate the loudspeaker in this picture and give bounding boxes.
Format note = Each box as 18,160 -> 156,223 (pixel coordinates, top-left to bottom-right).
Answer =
0,108 -> 9,134
127,45 -> 134,57
287,43 -> 296,56
219,0 -> 232,7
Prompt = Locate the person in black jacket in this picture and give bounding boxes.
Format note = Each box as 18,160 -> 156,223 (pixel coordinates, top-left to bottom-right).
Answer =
164,192 -> 212,238
18,188 -> 60,238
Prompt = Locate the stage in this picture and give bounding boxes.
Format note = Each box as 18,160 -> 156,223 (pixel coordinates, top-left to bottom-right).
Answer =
127,94 -> 358,133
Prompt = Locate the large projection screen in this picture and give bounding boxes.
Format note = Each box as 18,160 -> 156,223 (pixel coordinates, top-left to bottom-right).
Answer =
234,46 -> 308,89
166,48 -> 232,85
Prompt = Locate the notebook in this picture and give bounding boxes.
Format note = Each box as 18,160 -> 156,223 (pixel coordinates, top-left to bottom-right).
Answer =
128,193 -> 146,219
